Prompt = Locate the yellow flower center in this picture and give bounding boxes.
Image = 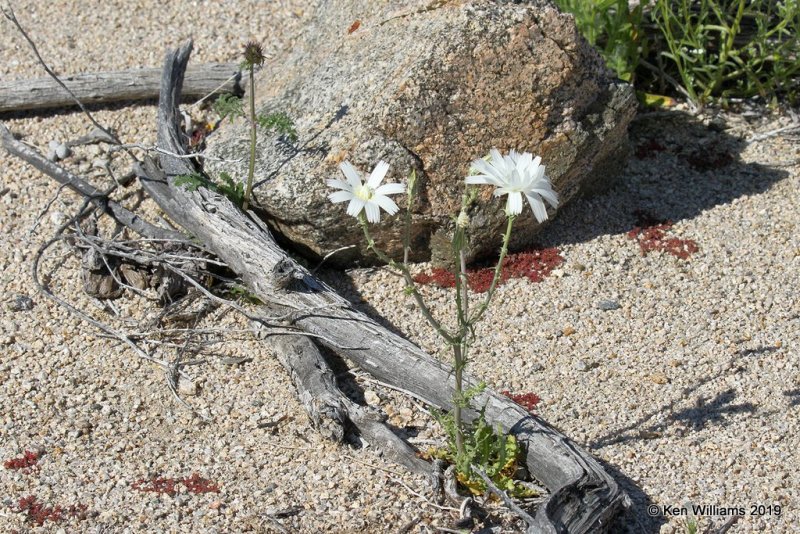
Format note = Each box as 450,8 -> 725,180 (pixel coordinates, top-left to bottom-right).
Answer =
354,184 -> 374,201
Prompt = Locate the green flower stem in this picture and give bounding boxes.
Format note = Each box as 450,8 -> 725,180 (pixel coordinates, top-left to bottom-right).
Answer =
468,214 -> 516,326
242,62 -> 257,212
402,170 -> 416,267
359,217 -> 454,343
452,343 -> 465,456
451,233 -> 469,456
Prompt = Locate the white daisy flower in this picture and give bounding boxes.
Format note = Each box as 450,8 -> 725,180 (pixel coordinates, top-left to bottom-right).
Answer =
327,160 -> 405,223
466,149 -> 558,221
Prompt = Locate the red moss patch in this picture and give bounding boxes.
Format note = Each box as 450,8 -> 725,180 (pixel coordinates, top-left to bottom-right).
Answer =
635,139 -> 668,159
181,473 -> 221,494
4,450 -> 41,472
413,246 -> 564,293
347,19 -> 361,34
132,476 -> 180,496
627,210 -> 699,259
501,391 -> 541,413
15,495 -> 87,526
132,473 -> 220,496
684,142 -> 734,171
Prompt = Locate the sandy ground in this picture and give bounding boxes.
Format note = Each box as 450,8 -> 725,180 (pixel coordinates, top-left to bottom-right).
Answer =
1,1 -> 799,533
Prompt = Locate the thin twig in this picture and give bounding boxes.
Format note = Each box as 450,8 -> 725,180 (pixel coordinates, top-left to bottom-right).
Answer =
32,224 -> 191,380
26,182 -> 70,239
0,124 -> 185,241
1,5 -> 121,145
108,143 -> 241,163
311,245 -> 356,274
748,123 -> 800,143
391,477 -> 460,512
166,264 -> 362,349
189,70 -> 244,109
470,465 -> 535,527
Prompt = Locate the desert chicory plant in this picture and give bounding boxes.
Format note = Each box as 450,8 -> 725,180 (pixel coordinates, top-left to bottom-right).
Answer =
241,41 -> 266,212
327,150 -> 557,458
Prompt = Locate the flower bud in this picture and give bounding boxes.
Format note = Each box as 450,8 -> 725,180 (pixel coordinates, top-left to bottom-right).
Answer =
456,210 -> 470,229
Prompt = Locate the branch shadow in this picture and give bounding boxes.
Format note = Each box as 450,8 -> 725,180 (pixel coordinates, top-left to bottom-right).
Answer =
784,389 -> 800,408
588,347 -> 769,450
601,460 -> 666,533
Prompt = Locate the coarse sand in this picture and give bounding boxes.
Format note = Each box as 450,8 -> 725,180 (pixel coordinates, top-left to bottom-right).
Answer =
1,2 -> 799,532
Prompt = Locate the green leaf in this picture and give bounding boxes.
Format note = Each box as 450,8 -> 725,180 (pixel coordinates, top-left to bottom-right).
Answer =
256,111 -> 298,142
214,94 -> 244,120
174,173 -> 213,192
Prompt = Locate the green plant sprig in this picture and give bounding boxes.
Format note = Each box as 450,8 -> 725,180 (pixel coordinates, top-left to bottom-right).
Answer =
359,186 -> 517,457
174,171 -> 245,207
555,0 -> 800,107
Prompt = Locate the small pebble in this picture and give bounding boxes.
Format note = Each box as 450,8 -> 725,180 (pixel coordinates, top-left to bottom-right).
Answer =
8,295 -> 34,312
596,299 -> 620,311
364,390 -> 381,406
178,378 -> 198,396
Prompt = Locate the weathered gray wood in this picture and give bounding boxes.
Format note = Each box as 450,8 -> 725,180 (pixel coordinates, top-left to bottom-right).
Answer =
0,63 -> 243,113
264,331 -> 431,476
0,123 -> 184,241
142,40 -> 629,533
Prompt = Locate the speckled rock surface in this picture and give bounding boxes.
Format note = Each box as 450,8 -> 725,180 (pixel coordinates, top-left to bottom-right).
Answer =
205,0 -> 637,266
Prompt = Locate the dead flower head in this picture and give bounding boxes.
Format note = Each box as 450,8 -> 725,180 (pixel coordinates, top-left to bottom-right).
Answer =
243,41 -> 265,67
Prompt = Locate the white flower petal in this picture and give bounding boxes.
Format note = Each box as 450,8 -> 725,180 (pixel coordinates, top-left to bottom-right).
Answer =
375,182 -> 405,195
489,148 -> 505,167
374,194 -> 400,215
326,178 -> 352,191
339,161 -> 363,189
329,190 -> 353,203
346,198 -> 365,218
531,186 -> 559,207
507,192 -> 523,215
466,175 -> 494,185
526,194 -> 549,222
471,158 -> 503,180
367,160 -> 390,189
517,151 -> 533,169
532,163 -> 546,182
365,202 -> 381,223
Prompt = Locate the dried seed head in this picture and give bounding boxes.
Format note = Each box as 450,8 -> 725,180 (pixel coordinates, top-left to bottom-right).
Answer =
243,41 -> 265,67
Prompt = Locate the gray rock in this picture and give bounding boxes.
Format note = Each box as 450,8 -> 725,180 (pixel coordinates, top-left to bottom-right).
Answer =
8,294 -> 34,312
597,299 -> 620,311
55,143 -> 71,160
206,0 -> 636,265
46,140 -> 70,161
574,359 -> 599,372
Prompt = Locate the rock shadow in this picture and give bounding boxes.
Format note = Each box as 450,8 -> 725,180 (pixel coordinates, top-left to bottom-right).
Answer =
531,110 -> 790,250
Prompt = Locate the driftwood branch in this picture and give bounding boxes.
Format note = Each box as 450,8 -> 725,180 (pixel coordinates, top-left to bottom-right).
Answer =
0,124 -> 184,241
137,40 -> 629,532
0,64 -> 244,114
